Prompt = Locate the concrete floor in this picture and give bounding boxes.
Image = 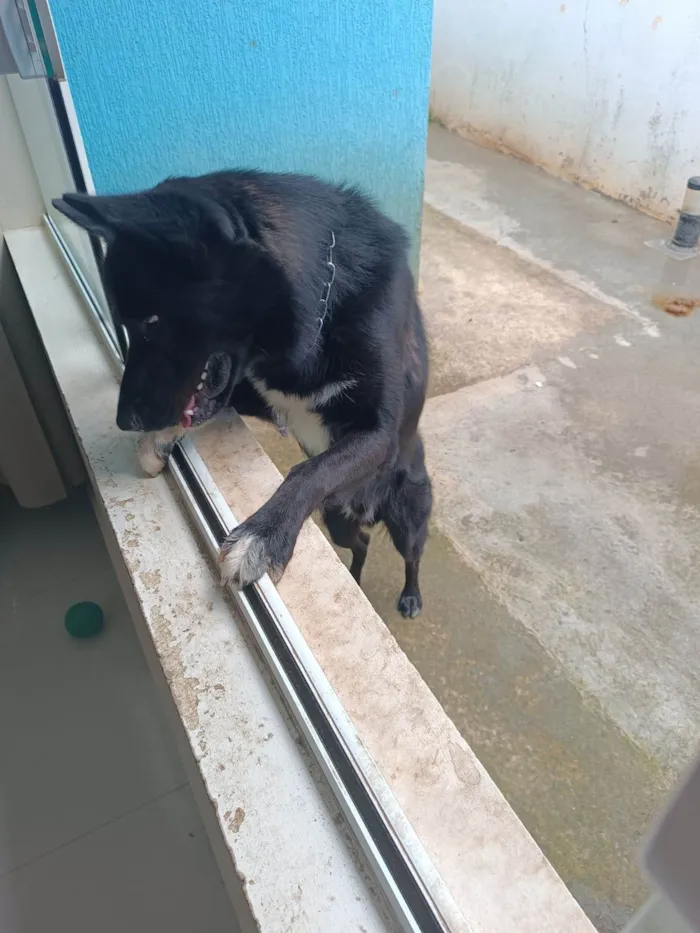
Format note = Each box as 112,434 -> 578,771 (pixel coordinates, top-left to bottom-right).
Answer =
249,124 -> 700,933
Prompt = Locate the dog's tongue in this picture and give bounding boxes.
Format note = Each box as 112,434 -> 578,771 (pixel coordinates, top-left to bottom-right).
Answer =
180,395 -> 195,429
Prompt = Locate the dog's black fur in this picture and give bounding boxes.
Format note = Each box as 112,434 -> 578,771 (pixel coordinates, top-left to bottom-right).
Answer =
54,170 -> 432,616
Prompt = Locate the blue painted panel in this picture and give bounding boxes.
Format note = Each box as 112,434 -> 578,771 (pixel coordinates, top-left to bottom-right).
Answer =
50,0 -> 433,261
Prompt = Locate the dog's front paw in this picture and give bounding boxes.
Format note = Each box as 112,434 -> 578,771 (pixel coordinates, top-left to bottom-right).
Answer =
219,522 -> 288,588
137,435 -> 168,477
137,429 -> 182,477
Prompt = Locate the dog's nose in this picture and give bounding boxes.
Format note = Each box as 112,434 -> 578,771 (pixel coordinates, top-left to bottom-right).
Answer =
116,408 -> 144,432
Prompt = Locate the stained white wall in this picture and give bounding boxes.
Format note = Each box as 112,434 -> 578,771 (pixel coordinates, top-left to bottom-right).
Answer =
430,0 -> 700,221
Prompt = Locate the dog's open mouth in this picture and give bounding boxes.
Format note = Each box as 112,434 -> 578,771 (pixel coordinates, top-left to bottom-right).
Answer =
180,352 -> 233,428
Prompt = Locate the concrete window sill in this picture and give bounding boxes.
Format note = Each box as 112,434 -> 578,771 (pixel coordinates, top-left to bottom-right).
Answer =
6,223 -> 595,933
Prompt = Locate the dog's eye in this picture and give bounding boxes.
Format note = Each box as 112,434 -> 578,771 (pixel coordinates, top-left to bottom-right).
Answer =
144,315 -> 159,325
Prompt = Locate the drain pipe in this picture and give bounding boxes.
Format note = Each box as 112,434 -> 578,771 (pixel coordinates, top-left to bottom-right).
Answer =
670,177 -> 700,254
646,176 -> 700,316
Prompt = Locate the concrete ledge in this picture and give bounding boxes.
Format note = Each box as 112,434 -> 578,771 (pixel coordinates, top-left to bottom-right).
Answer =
196,421 -> 596,933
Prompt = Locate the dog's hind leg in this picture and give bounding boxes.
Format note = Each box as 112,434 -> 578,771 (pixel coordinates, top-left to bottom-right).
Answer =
322,506 -> 371,585
349,530 -> 371,583
382,450 -> 433,619
137,426 -> 185,477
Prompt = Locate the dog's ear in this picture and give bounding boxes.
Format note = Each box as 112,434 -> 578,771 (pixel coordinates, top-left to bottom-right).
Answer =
52,192 -> 124,242
52,190 -> 237,252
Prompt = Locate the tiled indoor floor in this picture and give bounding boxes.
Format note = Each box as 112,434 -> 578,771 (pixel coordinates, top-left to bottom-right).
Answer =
0,485 -> 239,933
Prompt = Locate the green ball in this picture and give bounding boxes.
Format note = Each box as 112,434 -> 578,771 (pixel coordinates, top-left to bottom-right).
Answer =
65,601 -> 104,638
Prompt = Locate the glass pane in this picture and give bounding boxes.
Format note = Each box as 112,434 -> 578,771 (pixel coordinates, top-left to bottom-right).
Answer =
8,72 -> 118,349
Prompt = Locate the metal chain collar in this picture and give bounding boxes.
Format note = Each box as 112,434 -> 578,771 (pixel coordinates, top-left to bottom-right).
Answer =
316,230 -> 336,338
273,230 -> 337,438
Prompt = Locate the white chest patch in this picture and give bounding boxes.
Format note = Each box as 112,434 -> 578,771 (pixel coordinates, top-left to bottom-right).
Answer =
251,378 -> 355,457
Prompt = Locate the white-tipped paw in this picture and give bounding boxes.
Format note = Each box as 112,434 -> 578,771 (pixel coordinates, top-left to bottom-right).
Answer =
137,428 -> 182,477
219,526 -> 285,588
137,435 -> 168,477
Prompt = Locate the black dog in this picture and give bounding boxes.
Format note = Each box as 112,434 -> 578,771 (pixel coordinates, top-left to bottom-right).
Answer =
54,170 -> 432,616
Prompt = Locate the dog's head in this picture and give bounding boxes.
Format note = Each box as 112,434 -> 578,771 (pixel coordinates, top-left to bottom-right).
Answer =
53,184 -> 281,432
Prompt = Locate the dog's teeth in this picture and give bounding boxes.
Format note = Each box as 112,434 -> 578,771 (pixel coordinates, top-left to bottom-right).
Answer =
197,382 -> 204,390
185,409 -> 194,416
200,370 -> 208,380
